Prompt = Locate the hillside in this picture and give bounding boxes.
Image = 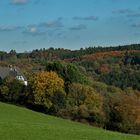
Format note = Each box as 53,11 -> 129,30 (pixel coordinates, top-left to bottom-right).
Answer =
0,102 -> 139,140
0,44 -> 140,135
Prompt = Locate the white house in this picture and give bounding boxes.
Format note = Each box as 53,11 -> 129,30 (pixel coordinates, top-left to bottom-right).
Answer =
0,66 -> 28,86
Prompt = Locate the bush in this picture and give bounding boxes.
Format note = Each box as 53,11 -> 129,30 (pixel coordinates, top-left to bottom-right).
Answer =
0,76 -> 24,103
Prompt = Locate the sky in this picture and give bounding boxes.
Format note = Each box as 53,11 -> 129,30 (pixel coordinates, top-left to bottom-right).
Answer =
0,0 -> 140,52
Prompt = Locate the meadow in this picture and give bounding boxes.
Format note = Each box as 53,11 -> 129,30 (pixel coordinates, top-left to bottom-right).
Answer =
0,102 -> 139,140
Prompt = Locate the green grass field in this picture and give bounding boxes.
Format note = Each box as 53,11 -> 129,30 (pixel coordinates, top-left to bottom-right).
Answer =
0,102 -> 140,140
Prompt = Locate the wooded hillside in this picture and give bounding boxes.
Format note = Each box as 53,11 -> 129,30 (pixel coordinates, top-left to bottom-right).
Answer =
0,44 -> 140,135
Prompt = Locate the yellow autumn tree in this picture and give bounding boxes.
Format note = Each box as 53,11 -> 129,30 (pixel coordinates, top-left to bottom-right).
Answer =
31,71 -> 64,109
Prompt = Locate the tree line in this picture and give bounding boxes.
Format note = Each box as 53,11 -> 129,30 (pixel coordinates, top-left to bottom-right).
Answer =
0,61 -> 139,135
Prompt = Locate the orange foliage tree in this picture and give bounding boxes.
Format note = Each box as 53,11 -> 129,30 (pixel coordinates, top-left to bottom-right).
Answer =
110,94 -> 140,134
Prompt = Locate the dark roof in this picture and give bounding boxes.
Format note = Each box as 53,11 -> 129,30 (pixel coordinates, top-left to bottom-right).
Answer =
0,67 -> 12,78
0,66 -> 25,79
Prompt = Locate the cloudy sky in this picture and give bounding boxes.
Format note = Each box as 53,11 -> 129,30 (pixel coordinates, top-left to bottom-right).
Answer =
0,0 -> 140,52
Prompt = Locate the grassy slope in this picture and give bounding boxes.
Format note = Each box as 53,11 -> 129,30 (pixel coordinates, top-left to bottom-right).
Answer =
0,102 -> 139,140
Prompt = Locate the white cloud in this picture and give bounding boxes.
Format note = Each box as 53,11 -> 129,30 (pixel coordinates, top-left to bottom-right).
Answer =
0,25 -> 21,32
73,16 -> 98,21
69,24 -> 87,31
29,27 -> 38,33
11,0 -> 28,5
23,25 -> 46,36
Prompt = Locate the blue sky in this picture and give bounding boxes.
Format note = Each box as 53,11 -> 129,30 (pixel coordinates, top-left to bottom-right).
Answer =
0,0 -> 140,52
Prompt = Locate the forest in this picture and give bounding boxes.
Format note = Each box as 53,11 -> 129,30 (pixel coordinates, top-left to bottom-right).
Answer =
0,44 -> 140,135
